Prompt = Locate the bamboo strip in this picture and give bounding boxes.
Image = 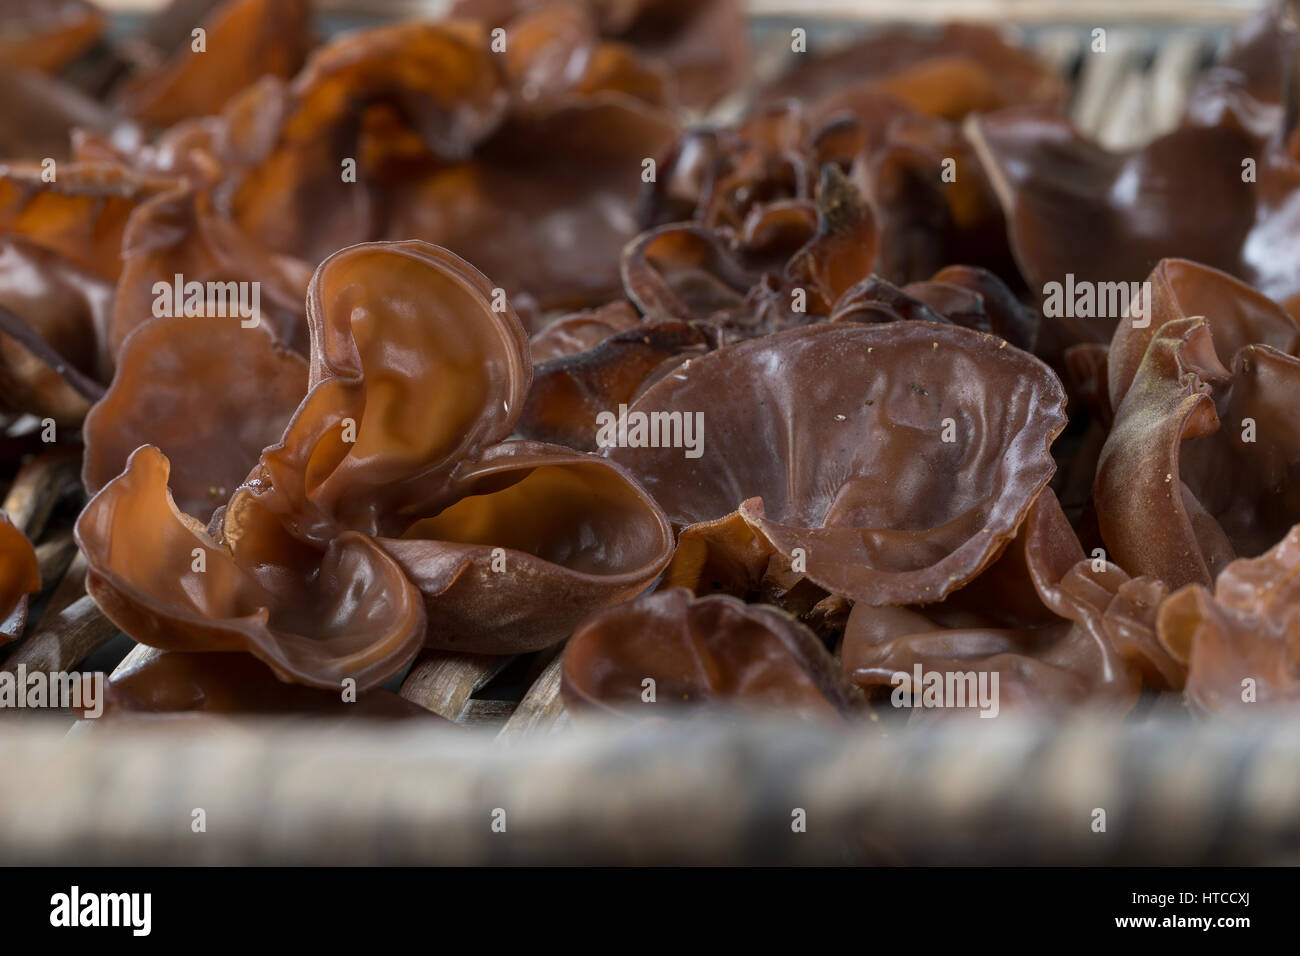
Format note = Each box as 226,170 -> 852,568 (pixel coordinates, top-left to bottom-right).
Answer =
35,552 -> 88,619
745,1 -> 1259,25
1032,27 -> 1084,76
1,590 -> 119,676
93,0 -> 1261,24
0,448 -> 81,540
1073,29 -> 1142,138
111,642 -> 163,677
399,649 -> 512,720
497,652 -> 567,739
1149,30 -> 1208,131
460,698 -> 518,726
33,530 -> 78,595
1097,68 -> 1151,149
2,714 -> 1297,865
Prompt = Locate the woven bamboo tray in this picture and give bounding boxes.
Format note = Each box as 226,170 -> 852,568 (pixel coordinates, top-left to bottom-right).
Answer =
0,1 -> 1287,866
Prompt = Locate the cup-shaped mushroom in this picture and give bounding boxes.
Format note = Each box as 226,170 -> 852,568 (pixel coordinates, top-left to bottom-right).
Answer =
1107,259 -> 1300,413
229,20 -> 507,265
250,240 -> 532,543
0,0 -> 103,74
115,0 -> 313,129
843,489 -> 1179,717
381,441 -> 673,654
76,445 -> 427,690
0,236 -> 110,423
759,22 -> 1062,118
607,320 -> 1068,606
0,163 -> 173,280
967,107 -> 1285,341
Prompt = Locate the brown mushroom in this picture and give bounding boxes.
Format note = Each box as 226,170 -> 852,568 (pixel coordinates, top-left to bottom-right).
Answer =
76,241 -> 673,685
843,489 -> 1180,718
606,320 -> 1068,607
0,512 -> 40,644
1096,284 -> 1300,589
1158,522 -> 1300,713
561,588 -> 861,720
115,0 -> 314,129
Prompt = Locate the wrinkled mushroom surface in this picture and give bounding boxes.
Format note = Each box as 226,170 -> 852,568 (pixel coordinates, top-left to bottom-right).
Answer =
1159,523 -> 1300,713
844,489 -> 1180,717
77,241 -> 673,686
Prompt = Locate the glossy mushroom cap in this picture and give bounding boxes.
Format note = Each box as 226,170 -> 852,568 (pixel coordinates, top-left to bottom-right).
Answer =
608,320 -> 1067,606
76,240 -> 674,687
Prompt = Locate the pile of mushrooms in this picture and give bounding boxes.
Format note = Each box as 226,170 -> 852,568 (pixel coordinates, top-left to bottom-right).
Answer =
0,0 -> 1296,723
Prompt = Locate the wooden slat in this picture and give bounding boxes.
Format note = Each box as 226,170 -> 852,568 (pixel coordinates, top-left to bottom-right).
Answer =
460,698 -> 517,726
33,530 -> 78,594
1073,29 -> 1143,138
94,0 -> 1262,23
4,714 -> 1299,864
399,649 -> 512,720
1032,27 -> 1084,77
111,642 -> 163,676
1097,68 -> 1152,150
1149,30 -> 1210,131
497,652 -> 567,739
3,592 -> 119,677
746,1 -> 1260,25
1,448 -> 81,540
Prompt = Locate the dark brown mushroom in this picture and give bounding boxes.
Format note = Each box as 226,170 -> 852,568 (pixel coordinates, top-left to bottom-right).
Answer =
76,241 -> 673,686
759,23 -> 1063,120
1095,267 -> 1300,590
82,315 -> 308,525
843,489 -> 1180,717
561,588 -> 861,720
0,0 -> 104,75
114,0 -> 314,129
0,236 -> 110,423
606,320 -> 1068,606
224,19 -> 679,311
453,0 -> 750,109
